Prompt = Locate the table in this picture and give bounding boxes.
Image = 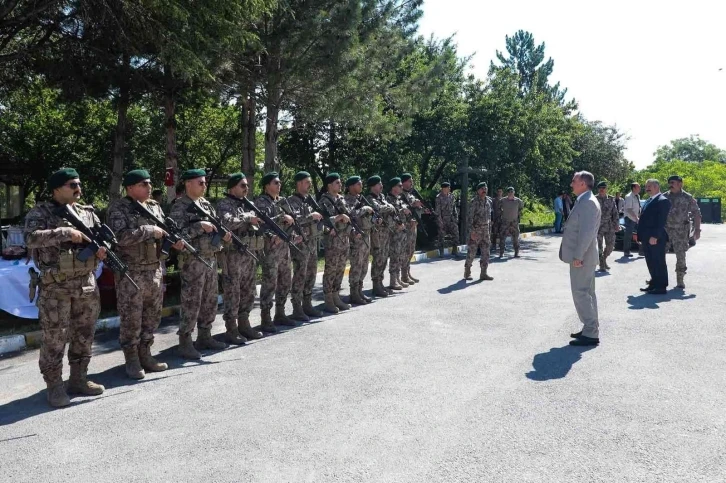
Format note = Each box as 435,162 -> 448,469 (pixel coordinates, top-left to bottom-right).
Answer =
0,259 -> 102,319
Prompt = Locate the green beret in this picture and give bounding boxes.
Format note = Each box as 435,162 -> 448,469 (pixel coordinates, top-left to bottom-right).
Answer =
367,175 -> 382,187
668,175 -> 682,182
400,173 -> 412,182
441,182 -> 451,188
324,172 -> 340,185
48,168 -> 80,190
506,186 -> 515,192
388,177 -> 402,189
227,172 -> 246,189
294,171 -> 311,182
476,182 -> 488,191
345,176 -> 361,188
260,171 -> 279,186
123,169 -> 151,187
597,181 -> 608,188
181,169 -> 206,181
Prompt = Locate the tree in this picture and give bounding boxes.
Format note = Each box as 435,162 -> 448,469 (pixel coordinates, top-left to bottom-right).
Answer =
0,0 -> 65,81
490,29 -> 574,110
654,135 -> 726,164
566,118 -> 634,194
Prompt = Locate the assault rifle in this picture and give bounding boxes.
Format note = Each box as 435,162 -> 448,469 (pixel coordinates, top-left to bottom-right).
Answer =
280,198 -> 307,244
54,204 -> 139,291
308,195 -> 369,248
238,197 -> 302,255
130,200 -> 214,270
186,201 -> 259,262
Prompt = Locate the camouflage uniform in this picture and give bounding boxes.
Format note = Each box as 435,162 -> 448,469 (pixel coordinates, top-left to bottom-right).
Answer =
24,202 -> 102,390
344,193 -> 373,301
216,195 -> 264,328
107,198 -> 164,350
663,190 -> 701,281
254,194 -> 293,313
464,195 -> 492,276
490,196 -> 503,249
401,189 -> 420,278
386,193 -> 409,285
595,194 -> 619,268
435,191 -> 459,248
169,195 -> 221,337
367,193 -> 399,287
320,192 -> 354,296
285,193 -> 324,306
499,197 -> 524,256
255,193 -> 292,318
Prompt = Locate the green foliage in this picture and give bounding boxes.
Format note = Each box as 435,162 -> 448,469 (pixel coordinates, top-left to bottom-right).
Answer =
653,135 -> 726,164
636,159 -> 726,218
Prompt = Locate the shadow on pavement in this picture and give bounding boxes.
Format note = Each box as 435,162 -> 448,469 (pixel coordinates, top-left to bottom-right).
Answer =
437,279 -> 482,294
526,344 -> 597,381
614,255 -> 643,264
626,289 -> 696,310
0,385 -> 136,427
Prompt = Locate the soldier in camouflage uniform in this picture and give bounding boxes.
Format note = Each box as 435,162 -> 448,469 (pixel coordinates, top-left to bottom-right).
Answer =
499,187 -> 524,258
464,182 -> 495,281
400,173 -> 425,284
284,171 -> 324,321
366,176 -> 401,298
490,188 -> 504,251
663,175 -> 702,288
435,182 -> 459,253
344,176 -> 375,306
254,172 -> 299,332
107,169 -> 179,379
595,181 -> 621,271
386,178 -> 412,291
24,168 -> 106,408
319,173 -> 356,313
170,169 -> 231,360
216,173 -> 264,343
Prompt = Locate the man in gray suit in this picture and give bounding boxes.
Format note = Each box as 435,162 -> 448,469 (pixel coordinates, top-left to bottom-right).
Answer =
559,171 -> 602,347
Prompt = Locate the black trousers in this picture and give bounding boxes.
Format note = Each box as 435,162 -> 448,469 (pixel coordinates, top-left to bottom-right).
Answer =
643,237 -> 668,289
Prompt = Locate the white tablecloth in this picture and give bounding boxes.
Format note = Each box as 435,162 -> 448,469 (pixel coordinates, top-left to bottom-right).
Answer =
0,259 -> 102,319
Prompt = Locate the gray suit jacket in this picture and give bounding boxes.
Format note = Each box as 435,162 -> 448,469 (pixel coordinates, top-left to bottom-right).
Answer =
559,190 -> 601,266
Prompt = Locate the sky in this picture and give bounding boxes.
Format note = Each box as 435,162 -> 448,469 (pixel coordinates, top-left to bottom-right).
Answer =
417,0 -> 726,169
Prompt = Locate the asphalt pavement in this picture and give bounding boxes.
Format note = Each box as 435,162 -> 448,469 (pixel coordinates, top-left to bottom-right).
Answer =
1,226 -> 725,482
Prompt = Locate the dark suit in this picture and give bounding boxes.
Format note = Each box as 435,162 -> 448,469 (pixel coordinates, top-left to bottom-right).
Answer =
638,192 -> 671,290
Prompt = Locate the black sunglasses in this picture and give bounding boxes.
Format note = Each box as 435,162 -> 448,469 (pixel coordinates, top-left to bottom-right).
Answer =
66,181 -> 82,189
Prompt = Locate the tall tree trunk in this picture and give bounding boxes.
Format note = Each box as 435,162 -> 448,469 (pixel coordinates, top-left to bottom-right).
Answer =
264,87 -> 280,173
163,64 -> 178,194
328,120 -> 336,168
109,53 -> 130,200
264,41 -> 282,174
241,86 -> 257,186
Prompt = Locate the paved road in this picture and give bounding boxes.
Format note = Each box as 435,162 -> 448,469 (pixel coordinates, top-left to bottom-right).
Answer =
2,227 -> 725,482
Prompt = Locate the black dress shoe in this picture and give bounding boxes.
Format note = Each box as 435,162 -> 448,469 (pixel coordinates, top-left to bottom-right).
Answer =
570,331 -> 582,338
569,336 -> 599,346
646,288 -> 667,294
639,286 -> 653,292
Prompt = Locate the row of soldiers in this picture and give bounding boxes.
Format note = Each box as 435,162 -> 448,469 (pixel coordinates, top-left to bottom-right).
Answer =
435,185 -> 525,258
25,167 -> 436,408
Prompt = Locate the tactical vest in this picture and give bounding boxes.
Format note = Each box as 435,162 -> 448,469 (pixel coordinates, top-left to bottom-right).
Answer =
34,203 -> 98,285
109,198 -> 162,269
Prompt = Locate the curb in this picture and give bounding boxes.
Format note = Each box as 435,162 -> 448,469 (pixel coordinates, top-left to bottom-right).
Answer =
0,228 -> 557,355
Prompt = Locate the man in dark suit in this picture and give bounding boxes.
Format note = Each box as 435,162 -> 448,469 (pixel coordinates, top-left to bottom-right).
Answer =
637,179 -> 672,294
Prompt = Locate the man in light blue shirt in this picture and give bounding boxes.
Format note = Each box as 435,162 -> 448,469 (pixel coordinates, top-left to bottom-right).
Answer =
554,191 -> 565,233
